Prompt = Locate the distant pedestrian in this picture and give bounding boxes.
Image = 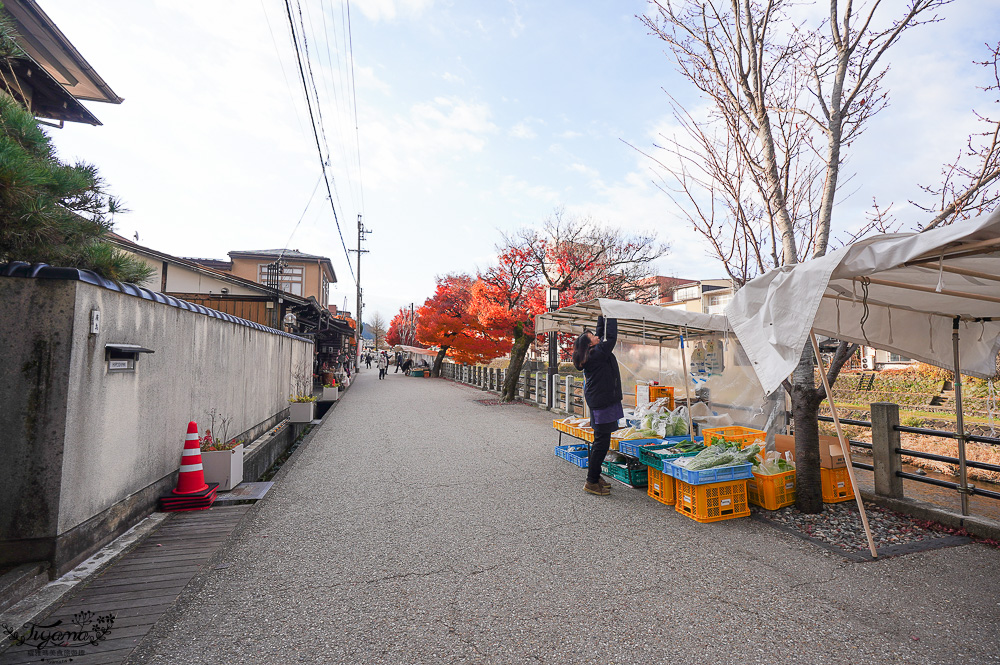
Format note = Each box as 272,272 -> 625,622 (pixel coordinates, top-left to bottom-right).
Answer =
394,352 -> 403,373
377,352 -> 388,380
573,316 -> 622,496
365,353 -> 372,369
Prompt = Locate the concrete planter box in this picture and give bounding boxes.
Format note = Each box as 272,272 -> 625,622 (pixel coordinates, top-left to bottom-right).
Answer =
319,387 -> 339,402
289,401 -> 316,423
202,445 -> 244,491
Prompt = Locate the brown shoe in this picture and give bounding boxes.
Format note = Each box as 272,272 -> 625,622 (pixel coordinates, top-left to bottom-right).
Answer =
584,481 -> 610,496
598,477 -> 611,490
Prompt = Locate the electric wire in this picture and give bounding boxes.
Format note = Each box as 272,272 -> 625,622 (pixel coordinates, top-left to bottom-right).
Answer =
283,0 -> 356,285
277,173 -> 324,263
258,0 -> 308,140
345,0 -> 366,217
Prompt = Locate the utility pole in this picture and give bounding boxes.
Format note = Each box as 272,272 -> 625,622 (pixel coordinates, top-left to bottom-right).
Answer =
349,214 -> 371,370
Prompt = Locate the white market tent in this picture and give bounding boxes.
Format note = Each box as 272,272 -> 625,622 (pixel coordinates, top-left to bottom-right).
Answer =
536,298 -> 733,435
728,209 -> 1000,522
536,298 -> 729,346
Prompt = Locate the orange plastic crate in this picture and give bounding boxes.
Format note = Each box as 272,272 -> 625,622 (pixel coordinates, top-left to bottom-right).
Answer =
636,384 -> 675,410
647,467 -> 676,506
748,470 -> 797,510
701,426 -> 766,448
675,478 -> 750,523
821,466 -> 853,503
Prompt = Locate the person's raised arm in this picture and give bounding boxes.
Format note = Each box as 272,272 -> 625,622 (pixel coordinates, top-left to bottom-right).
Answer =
601,317 -> 617,351
596,315 -> 606,339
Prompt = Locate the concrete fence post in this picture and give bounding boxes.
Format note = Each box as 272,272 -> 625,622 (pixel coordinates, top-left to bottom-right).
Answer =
522,369 -> 531,400
565,376 -> 572,413
551,374 -> 560,412
871,402 -> 904,499
535,372 -> 542,404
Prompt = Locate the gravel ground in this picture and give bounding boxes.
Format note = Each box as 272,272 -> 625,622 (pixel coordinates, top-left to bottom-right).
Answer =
119,371 -> 1000,665
755,502 -> 988,553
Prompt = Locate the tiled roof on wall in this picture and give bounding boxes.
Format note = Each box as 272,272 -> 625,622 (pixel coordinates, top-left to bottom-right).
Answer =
1,262 -> 310,342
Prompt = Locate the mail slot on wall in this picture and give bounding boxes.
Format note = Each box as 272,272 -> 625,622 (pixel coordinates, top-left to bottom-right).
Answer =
105,344 -> 154,372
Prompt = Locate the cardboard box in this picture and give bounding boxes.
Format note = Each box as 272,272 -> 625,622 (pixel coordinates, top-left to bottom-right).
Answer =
774,434 -> 846,469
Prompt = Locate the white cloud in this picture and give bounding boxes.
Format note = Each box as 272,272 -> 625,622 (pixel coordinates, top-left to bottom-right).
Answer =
558,130 -> 583,139
359,96 -> 497,191
507,0 -> 525,37
568,162 -> 600,180
509,121 -> 537,139
441,72 -> 465,84
354,0 -> 434,22
498,176 -> 560,204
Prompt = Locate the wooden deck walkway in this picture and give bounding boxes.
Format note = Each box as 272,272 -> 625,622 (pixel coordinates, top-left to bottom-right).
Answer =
0,505 -> 250,665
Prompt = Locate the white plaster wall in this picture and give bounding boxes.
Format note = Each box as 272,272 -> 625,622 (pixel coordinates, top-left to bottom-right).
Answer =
166,267 -> 259,296
56,281 -> 312,532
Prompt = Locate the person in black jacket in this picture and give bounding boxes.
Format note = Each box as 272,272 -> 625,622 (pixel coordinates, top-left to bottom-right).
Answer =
572,316 -> 623,496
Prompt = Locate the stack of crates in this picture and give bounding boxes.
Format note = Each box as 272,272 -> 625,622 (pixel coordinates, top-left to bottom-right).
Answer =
775,433 -> 853,503
636,384 -> 675,410
822,466 -> 852,502
647,466 -> 675,505
670,426 -> 763,522
747,469 -> 796,510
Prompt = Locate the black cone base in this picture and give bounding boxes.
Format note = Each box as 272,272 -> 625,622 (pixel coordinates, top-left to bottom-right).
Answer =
159,483 -> 219,511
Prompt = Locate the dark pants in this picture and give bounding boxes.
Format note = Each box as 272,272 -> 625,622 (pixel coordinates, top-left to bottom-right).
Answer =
587,422 -> 617,484
379,368 -> 386,379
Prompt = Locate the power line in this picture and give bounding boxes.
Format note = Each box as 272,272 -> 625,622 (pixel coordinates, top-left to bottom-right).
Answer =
345,0 -> 366,217
278,173 -> 324,262
282,0 -> 356,285
258,0 -> 308,141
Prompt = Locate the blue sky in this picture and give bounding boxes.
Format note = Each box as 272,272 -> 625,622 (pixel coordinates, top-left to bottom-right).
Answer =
40,0 -> 1000,322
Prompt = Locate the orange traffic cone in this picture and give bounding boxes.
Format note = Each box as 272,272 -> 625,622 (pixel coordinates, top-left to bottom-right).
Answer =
172,421 -> 209,495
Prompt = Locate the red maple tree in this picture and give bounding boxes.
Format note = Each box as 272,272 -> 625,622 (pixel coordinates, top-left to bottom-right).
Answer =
469,245 -> 550,401
386,307 -> 419,348
416,274 -> 507,376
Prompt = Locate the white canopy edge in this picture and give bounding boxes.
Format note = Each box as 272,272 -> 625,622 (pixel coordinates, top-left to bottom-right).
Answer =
535,298 -> 730,347
727,210 -> 1000,394
397,344 -> 439,358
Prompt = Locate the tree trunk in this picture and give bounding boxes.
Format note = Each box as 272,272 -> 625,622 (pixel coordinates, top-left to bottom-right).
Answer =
501,329 -> 533,402
791,343 -> 824,513
431,346 -> 449,378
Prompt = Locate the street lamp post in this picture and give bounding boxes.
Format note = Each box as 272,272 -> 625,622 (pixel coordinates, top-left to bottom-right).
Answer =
547,287 -> 560,410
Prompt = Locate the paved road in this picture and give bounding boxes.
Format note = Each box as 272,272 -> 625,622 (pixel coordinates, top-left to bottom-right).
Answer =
127,370 -> 1000,665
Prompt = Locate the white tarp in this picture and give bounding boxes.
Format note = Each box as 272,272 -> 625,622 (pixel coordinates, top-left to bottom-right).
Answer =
535,298 -> 729,346
727,210 -> 1000,394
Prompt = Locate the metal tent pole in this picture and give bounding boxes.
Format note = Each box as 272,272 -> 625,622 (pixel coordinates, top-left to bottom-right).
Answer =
952,317 -> 971,516
810,331 -> 878,558
681,327 -> 693,437
658,344 -> 662,382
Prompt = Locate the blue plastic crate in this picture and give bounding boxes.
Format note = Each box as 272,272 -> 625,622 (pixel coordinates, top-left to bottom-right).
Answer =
665,460 -> 754,485
555,444 -> 589,468
663,435 -> 704,444
617,438 -> 663,458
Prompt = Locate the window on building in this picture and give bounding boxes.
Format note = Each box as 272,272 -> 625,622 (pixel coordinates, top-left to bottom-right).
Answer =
673,285 -> 700,302
706,292 -> 733,315
888,353 -> 911,363
322,274 -> 330,306
257,263 -> 303,296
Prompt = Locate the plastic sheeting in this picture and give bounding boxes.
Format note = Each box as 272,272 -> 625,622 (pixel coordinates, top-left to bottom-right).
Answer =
537,298 -> 781,433
727,210 -> 1000,394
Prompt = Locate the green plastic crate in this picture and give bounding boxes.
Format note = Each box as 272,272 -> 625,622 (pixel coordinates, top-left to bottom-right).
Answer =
601,461 -> 648,487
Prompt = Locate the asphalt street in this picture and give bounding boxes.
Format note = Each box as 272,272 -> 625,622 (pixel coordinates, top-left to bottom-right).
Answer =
125,369 -> 1000,665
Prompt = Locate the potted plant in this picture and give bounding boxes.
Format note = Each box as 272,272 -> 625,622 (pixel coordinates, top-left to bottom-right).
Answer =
320,381 -> 339,402
289,393 -> 317,422
199,410 -> 244,491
